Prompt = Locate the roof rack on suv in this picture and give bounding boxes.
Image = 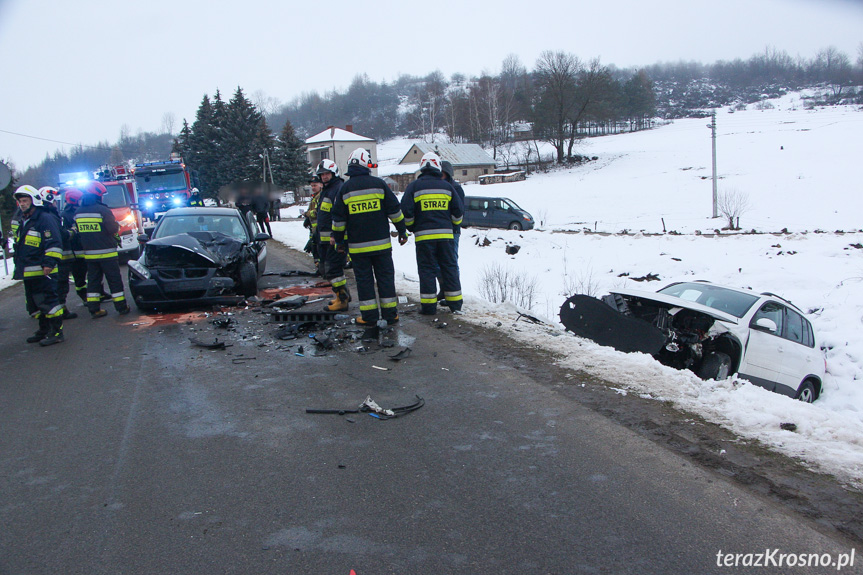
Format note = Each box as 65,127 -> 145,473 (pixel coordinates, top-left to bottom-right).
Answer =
761,291 -> 803,312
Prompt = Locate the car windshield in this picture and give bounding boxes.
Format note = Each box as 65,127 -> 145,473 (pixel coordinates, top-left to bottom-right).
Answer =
503,198 -> 523,211
135,170 -> 187,194
657,282 -> 760,318
153,214 -> 249,242
102,183 -> 130,209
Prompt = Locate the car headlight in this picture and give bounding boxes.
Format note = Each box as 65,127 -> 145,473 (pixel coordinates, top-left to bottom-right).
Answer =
173,197 -> 182,205
128,260 -> 151,279
145,200 -> 154,209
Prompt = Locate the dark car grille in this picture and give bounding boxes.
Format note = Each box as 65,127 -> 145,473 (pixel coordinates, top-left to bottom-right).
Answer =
155,268 -> 211,280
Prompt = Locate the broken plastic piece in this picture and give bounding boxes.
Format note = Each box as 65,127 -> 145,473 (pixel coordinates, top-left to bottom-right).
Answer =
389,347 -> 412,361
189,337 -> 231,349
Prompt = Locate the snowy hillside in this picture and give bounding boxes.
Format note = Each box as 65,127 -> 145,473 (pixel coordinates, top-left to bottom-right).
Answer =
272,92 -> 863,486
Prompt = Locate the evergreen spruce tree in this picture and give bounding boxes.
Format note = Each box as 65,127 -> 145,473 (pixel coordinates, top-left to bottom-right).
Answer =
221,87 -> 275,186
188,94 -> 221,200
172,119 -> 192,160
272,119 -> 310,191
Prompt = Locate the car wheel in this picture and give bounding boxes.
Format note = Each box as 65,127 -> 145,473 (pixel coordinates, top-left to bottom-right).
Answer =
795,379 -> 817,403
239,262 -> 258,297
697,352 -> 732,380
508,221 -> 523,231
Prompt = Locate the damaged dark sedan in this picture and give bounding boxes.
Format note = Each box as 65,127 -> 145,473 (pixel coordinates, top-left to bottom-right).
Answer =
560,281 -> 827,402
128,207 -> 269,310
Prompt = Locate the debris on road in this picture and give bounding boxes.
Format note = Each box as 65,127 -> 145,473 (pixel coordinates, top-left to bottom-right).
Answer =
389,347 -> 412,361
305,395 -> 425,420
189,337 -> 231,349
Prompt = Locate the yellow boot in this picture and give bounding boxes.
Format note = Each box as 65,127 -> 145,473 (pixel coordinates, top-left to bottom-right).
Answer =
326,287 -> 349,312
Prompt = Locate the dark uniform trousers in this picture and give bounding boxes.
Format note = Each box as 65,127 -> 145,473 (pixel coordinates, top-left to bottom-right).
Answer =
86,255 -> 127,313
25,275 -> 64,320
56,257 -> 88,306
353,252 -> 398,323
417,240 -> 462,314
322,243 -> 348,291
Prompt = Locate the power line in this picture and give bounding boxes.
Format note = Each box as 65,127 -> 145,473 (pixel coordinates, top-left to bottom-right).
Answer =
0,128 -> 141,155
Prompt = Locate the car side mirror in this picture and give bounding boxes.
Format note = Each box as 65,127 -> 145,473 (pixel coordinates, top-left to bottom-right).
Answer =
137,234 -> 150,244
754,318 -> 778,333
254,232 -> 271,241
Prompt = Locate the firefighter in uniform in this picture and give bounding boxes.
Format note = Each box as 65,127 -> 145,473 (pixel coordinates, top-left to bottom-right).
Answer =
38,186 -> 78,319
189,188 -> 204,207
331,148 -> 407,328
12,185 -> 66,346
437,161 -> 466,300
74,181 -> 131,317
314,159 -> 350,311
58,188 -> 97,308
400,152 -> 464,315
303,175 -> 324,275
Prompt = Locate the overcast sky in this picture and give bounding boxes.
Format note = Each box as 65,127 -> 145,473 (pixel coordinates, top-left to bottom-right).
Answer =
1,0 -> 861,172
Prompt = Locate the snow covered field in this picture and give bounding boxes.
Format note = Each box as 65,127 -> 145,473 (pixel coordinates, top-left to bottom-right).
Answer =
275,92 -> 863,486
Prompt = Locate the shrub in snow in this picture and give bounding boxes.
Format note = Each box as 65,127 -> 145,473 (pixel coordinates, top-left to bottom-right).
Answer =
717,187 -> 752,230
478,263 -> 538,310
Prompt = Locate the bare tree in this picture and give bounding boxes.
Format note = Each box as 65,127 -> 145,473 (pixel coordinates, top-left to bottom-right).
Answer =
251,90 -> 281,117
717,187 -> 751,230
812,46 -> 853,97
161,112 -> 176,135
533,50 -> 581,163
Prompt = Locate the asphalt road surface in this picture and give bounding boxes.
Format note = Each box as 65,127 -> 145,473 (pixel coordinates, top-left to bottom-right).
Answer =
1,242 -> 859,574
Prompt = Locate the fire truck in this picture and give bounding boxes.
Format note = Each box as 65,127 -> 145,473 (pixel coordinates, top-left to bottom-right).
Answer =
133,154 -> 199,221
58,166 -> 143,261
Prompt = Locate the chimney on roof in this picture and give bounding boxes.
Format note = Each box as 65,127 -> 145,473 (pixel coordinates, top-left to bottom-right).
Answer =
345,124 -> 353,133
329,126 -> 335,138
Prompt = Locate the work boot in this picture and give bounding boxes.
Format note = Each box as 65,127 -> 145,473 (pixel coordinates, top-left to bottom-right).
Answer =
326,288 -> 349,312
26,317 -> 50,343
62,307 -> 78,320
39,318 -> 64,347
385,315 -> 400,326
116,302 -> 131,315
91,309 -> 108,319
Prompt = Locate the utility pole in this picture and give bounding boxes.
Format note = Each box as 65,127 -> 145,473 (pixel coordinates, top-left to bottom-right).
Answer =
708,110 -> 718,218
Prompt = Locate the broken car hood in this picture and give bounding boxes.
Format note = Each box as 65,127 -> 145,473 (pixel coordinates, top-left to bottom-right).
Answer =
609,288 -> 740,325
145,232 -> 245,268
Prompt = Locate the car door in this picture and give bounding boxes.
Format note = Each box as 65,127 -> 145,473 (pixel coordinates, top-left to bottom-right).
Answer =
776,308 -> 817,395
489,199 -> 506,227
738,301 -> 785,392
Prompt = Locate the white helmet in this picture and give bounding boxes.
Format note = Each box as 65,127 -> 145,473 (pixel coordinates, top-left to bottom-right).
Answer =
348,148 -> 372,168
14,185 -> 43,207
316,159 -> 339,177
420,152 -> 442,173
38,186 -> 59,203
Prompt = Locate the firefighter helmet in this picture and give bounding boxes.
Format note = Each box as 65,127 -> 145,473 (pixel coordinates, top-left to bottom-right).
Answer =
84,181 -> 108,197
38,186 -> 59,204
316,159 -> 339,177
14,185 -> 43,206
419,152 -> 442,173
348,148 -> 372,168
63,188 -> 84,206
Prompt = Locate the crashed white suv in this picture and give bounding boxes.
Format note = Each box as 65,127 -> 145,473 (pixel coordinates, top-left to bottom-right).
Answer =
560,281 -> 826,402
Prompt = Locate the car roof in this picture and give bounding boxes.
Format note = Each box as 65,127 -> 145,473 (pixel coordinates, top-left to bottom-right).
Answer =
161,207 -> 242,217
